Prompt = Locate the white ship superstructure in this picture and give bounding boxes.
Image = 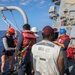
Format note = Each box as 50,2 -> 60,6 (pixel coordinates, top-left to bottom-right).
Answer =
49,0 -> 75,38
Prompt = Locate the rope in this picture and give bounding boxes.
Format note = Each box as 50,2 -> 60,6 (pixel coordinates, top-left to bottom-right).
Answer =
10,10 -> 20,32
2,18 -> 11,28
0,10 -> 21,33
0,11 -> 10,28
6,19 -> 21,33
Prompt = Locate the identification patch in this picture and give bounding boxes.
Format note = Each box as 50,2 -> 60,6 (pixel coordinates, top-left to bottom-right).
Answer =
38,47 -> 50,52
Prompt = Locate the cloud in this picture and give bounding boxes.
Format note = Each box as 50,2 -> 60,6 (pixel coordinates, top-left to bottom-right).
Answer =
33,0 -> 46,4
35,0 -> 47,9
1,0 -> 9,2
33,0 -> 39,2
0,0 -> 49,10
39,0 -> 46,5
20,2 -> 27,5
1,0 -> 15,2
0,0 -> 16,6
20,0 -> 46,6
20,0 -> 32,5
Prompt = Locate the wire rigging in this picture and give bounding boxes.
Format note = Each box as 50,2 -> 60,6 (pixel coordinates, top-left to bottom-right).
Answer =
10,10 -> 20,32
0,10 -> 21,33
0,11 -> 11,28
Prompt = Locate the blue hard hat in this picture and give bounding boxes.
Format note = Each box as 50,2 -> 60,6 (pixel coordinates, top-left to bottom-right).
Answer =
60,28 -> 66,34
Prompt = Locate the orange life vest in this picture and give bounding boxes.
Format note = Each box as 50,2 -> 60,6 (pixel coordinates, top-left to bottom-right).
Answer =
67,47 -> 75,59
21,30 -> 36,58
56,34 -> 70,44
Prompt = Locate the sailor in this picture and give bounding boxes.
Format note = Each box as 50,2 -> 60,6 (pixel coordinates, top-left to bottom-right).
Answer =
15,24 -> 36,75
54,28 -> 70,75
1,28 -> 16,75
32,26 -> 64,75
31,27 -> 41,42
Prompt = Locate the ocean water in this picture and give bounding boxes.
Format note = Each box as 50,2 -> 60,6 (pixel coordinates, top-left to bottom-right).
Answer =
0,31 -> 6,73
0,31 -> 6,55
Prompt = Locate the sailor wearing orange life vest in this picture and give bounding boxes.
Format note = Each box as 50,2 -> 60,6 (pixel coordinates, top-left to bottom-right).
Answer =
32,26 -> 64,75
54,28 -> 70,75
15,24 -> 36,75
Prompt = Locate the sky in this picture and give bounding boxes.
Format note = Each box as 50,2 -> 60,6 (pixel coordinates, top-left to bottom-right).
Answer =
0,0 -> 58,31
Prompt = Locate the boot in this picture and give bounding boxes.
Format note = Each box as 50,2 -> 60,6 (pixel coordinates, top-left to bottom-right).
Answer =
7,71 -> 14,75
1,72 -> 5,75
65,69 -> 70,75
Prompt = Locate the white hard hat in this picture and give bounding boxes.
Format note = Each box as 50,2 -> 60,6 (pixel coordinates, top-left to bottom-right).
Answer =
31,27 -> 38,32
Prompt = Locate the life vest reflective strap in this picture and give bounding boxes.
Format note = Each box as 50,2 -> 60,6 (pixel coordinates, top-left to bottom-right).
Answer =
56,35 -> 70,44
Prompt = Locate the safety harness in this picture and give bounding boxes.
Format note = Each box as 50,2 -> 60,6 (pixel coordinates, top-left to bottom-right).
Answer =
17,41 -> 31,67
